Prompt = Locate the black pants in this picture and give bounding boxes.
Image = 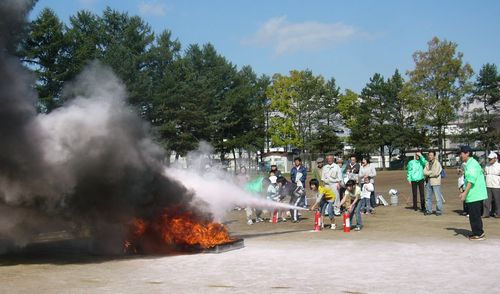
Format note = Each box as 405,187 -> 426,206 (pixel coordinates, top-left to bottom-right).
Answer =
411,180 -> 425,211
467,200 -> 484,236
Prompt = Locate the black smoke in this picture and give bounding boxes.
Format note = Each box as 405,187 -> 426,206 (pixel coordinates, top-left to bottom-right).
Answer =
0,0 -> 203,254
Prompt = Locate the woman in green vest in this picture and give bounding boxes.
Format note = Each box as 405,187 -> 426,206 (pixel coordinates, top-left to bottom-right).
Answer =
407,151 -> 427,212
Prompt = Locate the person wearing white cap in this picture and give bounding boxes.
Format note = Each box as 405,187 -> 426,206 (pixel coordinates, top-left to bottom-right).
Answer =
484,151 -> 500,218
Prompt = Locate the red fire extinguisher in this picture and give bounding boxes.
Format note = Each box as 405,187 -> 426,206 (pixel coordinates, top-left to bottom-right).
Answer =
343,210 -> 351,233
272,210 -> 278,223
314,210 -> 322,231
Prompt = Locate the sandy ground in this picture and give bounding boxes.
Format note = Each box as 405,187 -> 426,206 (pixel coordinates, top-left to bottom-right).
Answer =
1,170 -> 500,293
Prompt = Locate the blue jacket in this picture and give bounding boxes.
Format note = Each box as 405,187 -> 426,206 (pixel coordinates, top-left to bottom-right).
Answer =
291,165 -> 307,187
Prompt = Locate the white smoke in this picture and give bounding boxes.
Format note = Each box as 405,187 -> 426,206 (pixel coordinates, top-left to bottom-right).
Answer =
166,144 -> 304,221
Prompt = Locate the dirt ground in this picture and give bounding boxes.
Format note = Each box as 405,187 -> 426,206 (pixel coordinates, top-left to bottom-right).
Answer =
1,170 -> 499,293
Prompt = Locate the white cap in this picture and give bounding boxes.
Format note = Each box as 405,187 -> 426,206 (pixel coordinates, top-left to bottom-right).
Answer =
488,152 -> 498,159
269,176 -> 277,184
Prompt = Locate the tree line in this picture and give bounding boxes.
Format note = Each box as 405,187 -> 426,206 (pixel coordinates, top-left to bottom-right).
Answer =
17,6 -> 500,169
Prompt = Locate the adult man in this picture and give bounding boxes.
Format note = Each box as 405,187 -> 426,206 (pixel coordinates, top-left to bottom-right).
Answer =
484,152 -> 500,218
336,157 -> 347,202
459,146 -> 487,240
290,157 -> 307,189
322,154 -> 342,215
339,180 -> 363,231
407,151 -> 427,212
312,158 -> 324,181
423,150 -> 443,215
346,155 -> 360,182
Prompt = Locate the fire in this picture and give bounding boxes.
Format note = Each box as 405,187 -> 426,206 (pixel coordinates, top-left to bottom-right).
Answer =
124,209 -> 233,253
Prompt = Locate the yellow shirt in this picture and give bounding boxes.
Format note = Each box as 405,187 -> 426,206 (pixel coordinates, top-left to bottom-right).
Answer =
319,186 -> 336,201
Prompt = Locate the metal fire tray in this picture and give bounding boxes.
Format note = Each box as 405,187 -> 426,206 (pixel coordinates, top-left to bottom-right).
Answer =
202,238 -> 245,254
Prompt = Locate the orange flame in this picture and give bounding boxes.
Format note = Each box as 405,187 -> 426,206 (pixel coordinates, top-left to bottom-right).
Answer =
124,209 -> 233,253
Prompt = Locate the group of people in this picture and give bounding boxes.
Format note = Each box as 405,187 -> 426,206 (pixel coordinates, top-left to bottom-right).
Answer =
239,146 -> 499,240
407,146 -> 500,241
242,155 -> 378,232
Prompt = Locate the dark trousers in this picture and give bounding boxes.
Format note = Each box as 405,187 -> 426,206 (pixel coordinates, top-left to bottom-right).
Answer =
411,180 -> 425,211
484,187 -> 500,216
467,200 -> 484,236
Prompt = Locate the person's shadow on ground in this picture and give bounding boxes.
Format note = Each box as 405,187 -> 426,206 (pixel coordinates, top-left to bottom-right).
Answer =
445,227 -> 471,238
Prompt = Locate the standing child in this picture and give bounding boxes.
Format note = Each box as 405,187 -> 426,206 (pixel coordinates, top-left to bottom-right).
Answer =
309,179 -> 337,229
360,177 -> 374,214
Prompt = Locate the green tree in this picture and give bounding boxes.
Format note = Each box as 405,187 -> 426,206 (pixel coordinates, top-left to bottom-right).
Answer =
99,8 -> 155,109
266,72 -> 302,151
358,73 -> 390,167
65,10 -> 104,81
21,8 -> 69,111
407,37 -> 474,163
461,63 -> 500,155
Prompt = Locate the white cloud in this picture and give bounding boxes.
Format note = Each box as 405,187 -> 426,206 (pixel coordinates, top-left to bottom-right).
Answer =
138,1 -> 168,17
243,16 -> 360,55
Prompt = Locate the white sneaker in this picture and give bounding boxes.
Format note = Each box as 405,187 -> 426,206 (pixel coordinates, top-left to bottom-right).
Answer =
331,224 -> 336,230
247,220 -> 253,225
256,217 -> 264,223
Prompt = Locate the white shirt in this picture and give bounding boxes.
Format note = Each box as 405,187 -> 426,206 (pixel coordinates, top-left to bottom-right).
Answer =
295,172 -> 303,187
359,164 -> 377,184
485,161 -> 500,188
321,163 -> 341,186
361,183 -> 374,199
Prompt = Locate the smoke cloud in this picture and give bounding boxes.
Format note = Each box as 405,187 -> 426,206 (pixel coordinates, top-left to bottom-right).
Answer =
0,0 -> 298,254
0,0 -> 197,252
167,143 -> 302,221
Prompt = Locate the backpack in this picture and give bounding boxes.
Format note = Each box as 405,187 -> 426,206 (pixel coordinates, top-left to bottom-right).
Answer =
440,169 -> 446,178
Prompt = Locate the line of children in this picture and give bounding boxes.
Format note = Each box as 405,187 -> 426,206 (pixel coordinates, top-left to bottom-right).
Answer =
244,166 -> 367,231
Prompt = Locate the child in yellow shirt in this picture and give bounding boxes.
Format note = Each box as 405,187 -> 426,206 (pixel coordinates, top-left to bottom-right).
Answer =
309,179 -> 337,229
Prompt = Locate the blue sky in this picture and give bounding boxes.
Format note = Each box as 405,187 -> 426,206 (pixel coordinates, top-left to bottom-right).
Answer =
30,0 -> 500,92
